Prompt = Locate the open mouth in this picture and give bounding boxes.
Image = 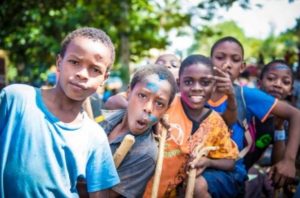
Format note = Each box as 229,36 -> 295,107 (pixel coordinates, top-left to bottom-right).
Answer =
136,119 -> 148,129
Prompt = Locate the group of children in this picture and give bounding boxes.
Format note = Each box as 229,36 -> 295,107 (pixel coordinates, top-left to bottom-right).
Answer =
1,26 -> 300,198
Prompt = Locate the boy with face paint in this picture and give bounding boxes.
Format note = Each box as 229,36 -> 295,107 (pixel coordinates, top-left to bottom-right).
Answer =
100,64 -> 177,198
244,60 -> 294,198
103,53 -> 181,111
0,27 -> 119,197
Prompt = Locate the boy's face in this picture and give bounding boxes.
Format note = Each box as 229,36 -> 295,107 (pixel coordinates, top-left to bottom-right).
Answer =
211,41 -> 245,81
178,63 -> 214,110
56,36 -> 111,101
155,54 -> 180,80
259,64 -> 293,100
126,74 -> 172,135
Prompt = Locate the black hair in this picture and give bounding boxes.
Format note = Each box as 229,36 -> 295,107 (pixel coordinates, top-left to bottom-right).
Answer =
130,64 -> 177,105
260,59 -> 294,82
59,27 -> 115,68
210,36 -> 244,58
179,54 -> 213,78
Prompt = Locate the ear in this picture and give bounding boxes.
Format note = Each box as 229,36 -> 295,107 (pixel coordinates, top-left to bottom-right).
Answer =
239,61 -> 247,74
288,86 -> 294,96
104,71 -> 110,81
126,86 -> 132,101
100,71 -> 110,87
56,54 -> 62,72
257,79 -> 262,88
176,78 -> 180,88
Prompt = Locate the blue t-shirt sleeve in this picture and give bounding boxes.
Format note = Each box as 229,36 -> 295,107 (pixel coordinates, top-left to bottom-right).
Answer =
0,89 -> 9,135
113,154 -> 156,198
243,87 -> 276,122
86,134 -> 120,192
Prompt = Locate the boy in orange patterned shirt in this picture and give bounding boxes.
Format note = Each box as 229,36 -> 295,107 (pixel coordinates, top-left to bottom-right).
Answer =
144,54 -> 238,197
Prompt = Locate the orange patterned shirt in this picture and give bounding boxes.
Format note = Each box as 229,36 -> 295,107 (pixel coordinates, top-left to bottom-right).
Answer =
143,96 -> 238,198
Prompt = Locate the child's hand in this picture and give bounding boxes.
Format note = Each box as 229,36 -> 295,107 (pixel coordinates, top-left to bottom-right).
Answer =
268,158 -> 296,188
213,67 -> 234,97
189,157 -> 210,176
153,115 -> 171,138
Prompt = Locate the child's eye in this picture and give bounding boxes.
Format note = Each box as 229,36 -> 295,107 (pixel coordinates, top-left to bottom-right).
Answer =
155,101 -> 166,109
232,56 -> 242,62
69,59 -> 79,65
138,93 -> 147,99
92,66 -> 103,75
266,76 -> 275,81
215,56 -> 224,60
184,80 -> 193,86
171,61 -> 179,68
201,80 -> 212,86
283,80 -> 291,86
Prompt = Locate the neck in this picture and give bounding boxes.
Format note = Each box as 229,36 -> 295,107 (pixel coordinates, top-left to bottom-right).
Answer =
42,87 -> 84,123
181,100 -> 208,122
108,113 -> 129,142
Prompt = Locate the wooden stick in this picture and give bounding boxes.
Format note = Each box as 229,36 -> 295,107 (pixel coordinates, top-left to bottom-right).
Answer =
185,146 -> 219,198
113,134 -> 135,168
151,116 -> 170,198
82,97 -> 94,119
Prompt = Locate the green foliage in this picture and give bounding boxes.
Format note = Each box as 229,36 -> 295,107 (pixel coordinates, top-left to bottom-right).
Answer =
2,0 -> 296,85
0,0 -> 191,84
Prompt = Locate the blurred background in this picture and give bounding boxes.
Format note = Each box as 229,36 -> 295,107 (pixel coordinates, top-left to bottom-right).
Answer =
0,0 -> 299,90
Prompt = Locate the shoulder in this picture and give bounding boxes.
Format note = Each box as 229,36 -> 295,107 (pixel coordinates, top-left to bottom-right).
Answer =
133,132 -> 158,161
83,114 -> 108,143
167,95 -> 183,114
242,86 -> 268,97
3,84 -> 36,97
1,84 -> 38,108
241,86 -> 275,104
207,110 -> 227,125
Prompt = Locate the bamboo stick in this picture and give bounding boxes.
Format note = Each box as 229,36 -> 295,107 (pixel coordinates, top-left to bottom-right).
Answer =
185,146 -> 219,198
151,116 -> 170,198
113,134 -> 135,168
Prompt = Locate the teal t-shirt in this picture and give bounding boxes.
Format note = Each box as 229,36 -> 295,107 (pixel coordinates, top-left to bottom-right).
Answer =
0,84 -> 119,197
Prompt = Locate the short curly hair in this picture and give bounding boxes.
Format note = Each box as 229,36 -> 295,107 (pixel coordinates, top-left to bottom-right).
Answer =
59,27 -> 115,69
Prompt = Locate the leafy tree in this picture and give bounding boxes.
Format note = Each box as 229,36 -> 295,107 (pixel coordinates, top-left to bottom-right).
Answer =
0,0 -> 191,84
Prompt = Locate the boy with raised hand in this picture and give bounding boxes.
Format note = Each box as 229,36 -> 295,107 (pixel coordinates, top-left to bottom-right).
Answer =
0,27 -> 119,197
101,64 -> 177,198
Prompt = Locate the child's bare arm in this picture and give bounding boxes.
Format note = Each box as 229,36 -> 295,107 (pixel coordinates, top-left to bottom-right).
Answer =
104,93 -> 128,110
272,140 -> 285,164
271,117 -> 286,164
269,100 -> 300,187
89,190 -> 109,198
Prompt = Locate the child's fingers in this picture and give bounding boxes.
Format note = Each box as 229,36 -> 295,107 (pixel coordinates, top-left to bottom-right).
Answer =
213,76 -> 227,82
213,75 -> 231,83
213,67 -> 228,77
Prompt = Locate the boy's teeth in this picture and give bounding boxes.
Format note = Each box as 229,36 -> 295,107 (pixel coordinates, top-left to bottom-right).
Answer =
191,96 -> 203,102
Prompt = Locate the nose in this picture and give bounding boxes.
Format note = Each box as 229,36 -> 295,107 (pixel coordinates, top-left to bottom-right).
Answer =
273,79 -> 282,87
143,100 -> 153,114
191,82 -> 203,91
76,67 -> 89,80
223,59 -> 232,70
